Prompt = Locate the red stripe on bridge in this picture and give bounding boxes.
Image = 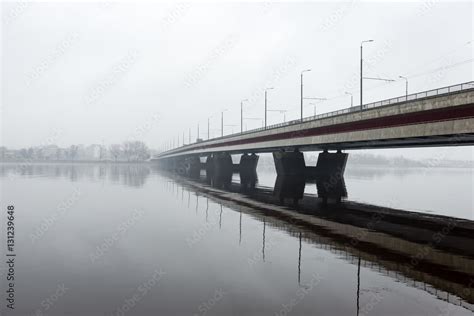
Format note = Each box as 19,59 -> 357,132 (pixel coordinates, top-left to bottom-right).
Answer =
169,103 -> 474,155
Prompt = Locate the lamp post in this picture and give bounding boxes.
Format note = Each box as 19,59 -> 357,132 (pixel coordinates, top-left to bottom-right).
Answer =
197,123 -> 200,141
241,99 -> 248,133
300,69 -> 311,120
399,75 -> 408,99
221,109 -> 228,137
243,117 -> 262,132
361,76 -> 395,111
304,97 -> 326,117
264,88 -> 274,128
360,40 -> 374,110
345,91 -> 353,107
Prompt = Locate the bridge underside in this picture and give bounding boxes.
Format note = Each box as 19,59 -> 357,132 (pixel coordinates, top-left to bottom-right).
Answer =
178,133 -> 474,155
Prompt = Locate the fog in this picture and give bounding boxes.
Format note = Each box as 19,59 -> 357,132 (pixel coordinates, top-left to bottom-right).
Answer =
2,1 -> 473,160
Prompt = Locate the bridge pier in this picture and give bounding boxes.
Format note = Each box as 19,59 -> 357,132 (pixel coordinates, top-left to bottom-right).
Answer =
184,156 -> 201,178
311,150 -> 348,178
272,149 -> 348,204
204,153 -> 233,187
273,149 -> 348,178
272,149 -> 306,176
205,155 -> 214,179
239,153 -> 259,190
239,153 -> 259,174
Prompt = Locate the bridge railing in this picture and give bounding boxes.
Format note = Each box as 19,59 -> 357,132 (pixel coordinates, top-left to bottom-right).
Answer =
302,81 -> 474,122
160,81 -> 474,155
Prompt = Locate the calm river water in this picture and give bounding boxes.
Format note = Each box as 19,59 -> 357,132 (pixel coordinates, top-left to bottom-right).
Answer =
0,162 -> 472,316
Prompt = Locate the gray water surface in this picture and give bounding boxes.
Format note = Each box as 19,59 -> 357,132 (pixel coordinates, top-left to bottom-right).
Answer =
0,163 -> 472,316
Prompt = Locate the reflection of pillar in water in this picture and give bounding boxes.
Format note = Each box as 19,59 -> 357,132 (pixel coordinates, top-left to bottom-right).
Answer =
273,175 -> 305,205
219,204 -> 223,229
315,175 -> 347,204
195,194 -> 198,214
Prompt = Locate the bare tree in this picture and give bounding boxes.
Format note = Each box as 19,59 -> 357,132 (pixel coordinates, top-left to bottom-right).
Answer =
122,141 -> 149,161
109,144 -> 122,161
69,145 -> 79,160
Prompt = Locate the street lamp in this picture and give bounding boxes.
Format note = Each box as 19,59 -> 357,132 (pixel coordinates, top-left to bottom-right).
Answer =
207,114 -> 214,140
361,75 -> 396,110
221,109 -> 228,137
264,88 -> 274,129
240,99 -> 248,133
300,69 -> 311,120
399,75 -> 408,99
304,97 -> 326,117
243,117 -> 262,131
360,40 -> 374,110
345,91 -> 353,107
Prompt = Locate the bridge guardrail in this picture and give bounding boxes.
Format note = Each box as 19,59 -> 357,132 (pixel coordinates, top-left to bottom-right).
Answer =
160,81 -> 474,156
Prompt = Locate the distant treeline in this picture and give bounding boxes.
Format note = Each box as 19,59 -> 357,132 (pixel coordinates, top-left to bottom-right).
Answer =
0,141 -> 151,162
1,145 -> 471,168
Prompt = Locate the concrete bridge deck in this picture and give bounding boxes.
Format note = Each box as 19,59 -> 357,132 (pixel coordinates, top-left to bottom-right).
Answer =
157,81 -> 474,159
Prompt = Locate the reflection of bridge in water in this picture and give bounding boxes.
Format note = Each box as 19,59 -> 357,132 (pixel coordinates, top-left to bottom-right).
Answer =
163,171 -> 474,313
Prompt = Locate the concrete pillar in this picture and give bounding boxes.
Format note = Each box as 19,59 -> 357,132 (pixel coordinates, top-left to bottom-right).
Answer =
184,156 -> 201,178
312,150 -> 348,204
206,153 -> 233,188
174,157 -> 186,175
214,153 -> 233,180
239,153 -> 259,174
239,153 -> 259,191
272,150 -> 306,176
314,150 -> 348,178
205,155 -> 215,181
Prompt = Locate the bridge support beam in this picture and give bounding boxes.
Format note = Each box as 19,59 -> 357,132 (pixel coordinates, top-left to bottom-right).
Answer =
205,153 -> 233,187
184,156 -> 201,178
311,150 -> 349,204
205,155 -> 215,180
310,150 -> 349,179
273,150 -> 306,176
239,153 -> 259,190
215,153 -> 233,181
239,153 -> 259,174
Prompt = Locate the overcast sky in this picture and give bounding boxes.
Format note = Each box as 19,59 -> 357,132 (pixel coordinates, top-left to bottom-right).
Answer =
1,1 -> 473,160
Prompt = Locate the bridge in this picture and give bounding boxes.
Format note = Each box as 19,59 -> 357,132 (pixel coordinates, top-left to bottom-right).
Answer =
156,82 -> 474,183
